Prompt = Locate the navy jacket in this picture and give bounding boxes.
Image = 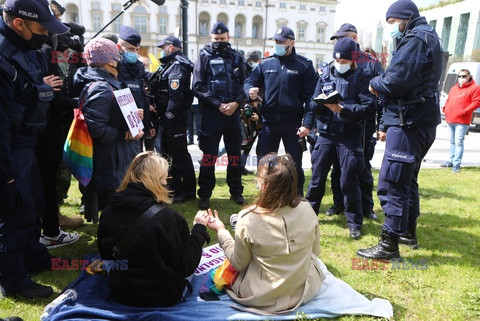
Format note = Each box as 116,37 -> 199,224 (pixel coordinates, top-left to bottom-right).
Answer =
118,60 -> 152,131
370,16 -> 442,130
192,43 -> 246,109
312,66 -> 376,138
73,67 -> 139,192
0,17 -> 54,181
152,50 -> 194,131
244,48 -> 318,128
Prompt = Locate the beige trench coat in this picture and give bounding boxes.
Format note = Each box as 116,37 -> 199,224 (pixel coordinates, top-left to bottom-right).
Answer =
218,201 -> 325,314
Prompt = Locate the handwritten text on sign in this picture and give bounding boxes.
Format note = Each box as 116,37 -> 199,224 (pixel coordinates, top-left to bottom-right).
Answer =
113,88 -> 144,137
194,243 -> 226,276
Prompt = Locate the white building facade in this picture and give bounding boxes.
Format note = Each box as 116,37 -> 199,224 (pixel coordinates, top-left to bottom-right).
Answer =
55,0 -> 337,67
421,0 -> 480,61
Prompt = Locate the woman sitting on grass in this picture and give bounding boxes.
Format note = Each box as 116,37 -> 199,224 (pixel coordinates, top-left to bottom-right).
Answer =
98,151 -> 210,307
206,153 -> 325,314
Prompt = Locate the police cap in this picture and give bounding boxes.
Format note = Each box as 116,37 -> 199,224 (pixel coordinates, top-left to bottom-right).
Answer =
156,36 -> 182,49
119,26 -> 142,47
333,38 -> 357,61
330,23 -> 357,40
3,0 -> 69,34
270,26 -> 295,41
211,22 -> 229,34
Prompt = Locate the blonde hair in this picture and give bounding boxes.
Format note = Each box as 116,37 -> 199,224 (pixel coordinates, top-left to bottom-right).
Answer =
118,151 -> 172,204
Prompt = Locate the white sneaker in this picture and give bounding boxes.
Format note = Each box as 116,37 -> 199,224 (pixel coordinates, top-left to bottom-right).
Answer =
40,230 -> 80,249
230,213 -> 238,231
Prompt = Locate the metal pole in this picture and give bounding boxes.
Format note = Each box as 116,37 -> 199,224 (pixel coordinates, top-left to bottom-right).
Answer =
181,0 -> 189,55
262,0 -> 268,56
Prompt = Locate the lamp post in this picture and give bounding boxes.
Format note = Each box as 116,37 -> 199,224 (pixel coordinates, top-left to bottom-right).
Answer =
262,0 -> 269,56
181,0 -> 189,55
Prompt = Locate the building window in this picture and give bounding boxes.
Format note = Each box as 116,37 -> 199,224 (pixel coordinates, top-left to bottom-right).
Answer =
92,14 -> 102,32
255,1 -> 262,7
276,19 -> 288,29
299,4 -> 306,11
252,15 -> 263,39
315,55 -> 325,69
159,17 -> 168,34
199,12 -> 210,36
234,14 -> 246,38
111,3 -> 122,33
279,2 -> 286,9
201,0 -> 208,3
297,23 -> 306,41
454,13 -> 470,58
429,20 -> 437,30
220,0 -> 227,4
316,24 -> 326,43
66,4 -> 79,23
217,13 -> 228,25
238,0 -> 245,5
474,11 -> 480,50
441,17 -> 452,51
132,6 -> 148,34
159,6 -> 167,13
319,6 -> 326,13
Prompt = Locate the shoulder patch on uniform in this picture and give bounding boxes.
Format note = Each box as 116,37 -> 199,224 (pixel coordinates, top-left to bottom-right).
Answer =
170,79 -> 180,90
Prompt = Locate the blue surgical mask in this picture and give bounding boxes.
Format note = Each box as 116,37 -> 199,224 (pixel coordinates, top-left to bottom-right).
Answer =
124,51 -> 138,64
389,22 -> 403,38
274,44 -> 288,57
250,62 -> 259,69
334,61 -> 351,74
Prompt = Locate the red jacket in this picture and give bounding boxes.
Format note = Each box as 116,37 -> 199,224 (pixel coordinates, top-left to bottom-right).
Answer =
443,79 -> 480,125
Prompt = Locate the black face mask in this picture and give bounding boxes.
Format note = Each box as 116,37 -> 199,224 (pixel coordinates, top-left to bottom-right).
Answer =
212,41 -> 230,52
24,23 -> 49,50
115,60 -> 123,74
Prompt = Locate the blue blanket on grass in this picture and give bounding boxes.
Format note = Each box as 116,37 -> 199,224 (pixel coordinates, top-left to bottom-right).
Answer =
43,254 -> 393,321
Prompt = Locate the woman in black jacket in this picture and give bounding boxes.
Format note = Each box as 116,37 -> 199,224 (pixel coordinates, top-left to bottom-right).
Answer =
98,151 -> 211,307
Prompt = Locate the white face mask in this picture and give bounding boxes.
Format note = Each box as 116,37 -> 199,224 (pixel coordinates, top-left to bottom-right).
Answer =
334,61 -> 351,74
458,77 -> 468,86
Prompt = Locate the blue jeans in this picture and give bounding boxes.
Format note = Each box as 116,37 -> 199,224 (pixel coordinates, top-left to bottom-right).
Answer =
447,123 -> 469,167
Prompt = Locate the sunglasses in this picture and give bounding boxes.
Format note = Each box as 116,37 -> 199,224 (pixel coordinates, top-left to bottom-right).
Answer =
458,75 -> 468,78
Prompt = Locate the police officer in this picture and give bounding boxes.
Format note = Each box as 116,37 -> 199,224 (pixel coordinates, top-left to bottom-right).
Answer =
151,36 -> 196,203
0,0 -> 69,298
357,0 -> 442,259
245,26 -> 317,195
327,23 -> 383,221
117,26 -> 154,149
305,38 -> 376,239
192,22 -> 247,210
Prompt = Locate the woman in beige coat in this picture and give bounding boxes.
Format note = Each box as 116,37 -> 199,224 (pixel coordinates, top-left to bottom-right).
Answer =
206,153 -> 325,314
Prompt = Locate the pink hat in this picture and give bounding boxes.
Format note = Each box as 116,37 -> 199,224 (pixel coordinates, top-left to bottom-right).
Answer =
84,38 -> 121,67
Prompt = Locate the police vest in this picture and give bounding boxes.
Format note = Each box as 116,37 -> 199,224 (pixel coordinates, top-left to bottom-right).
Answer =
119,62 -> 147,109
0,33 -> 54,135
203,50 -> 239,103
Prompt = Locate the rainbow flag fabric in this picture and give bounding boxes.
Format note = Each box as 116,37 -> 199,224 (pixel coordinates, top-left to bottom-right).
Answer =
63,108 -> 93,187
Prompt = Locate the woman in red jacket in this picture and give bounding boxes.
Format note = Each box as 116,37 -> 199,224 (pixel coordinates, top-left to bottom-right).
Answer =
442,69 -> 480,172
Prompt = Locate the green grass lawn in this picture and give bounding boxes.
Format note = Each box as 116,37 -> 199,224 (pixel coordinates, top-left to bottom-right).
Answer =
1,168 -> 480,321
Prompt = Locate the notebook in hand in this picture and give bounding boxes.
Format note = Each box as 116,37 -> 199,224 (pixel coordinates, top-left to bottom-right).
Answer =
314,91 -> 344,105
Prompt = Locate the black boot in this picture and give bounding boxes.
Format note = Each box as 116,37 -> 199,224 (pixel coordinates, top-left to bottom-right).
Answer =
399,228 -> 418,249
357,229 -> 400,259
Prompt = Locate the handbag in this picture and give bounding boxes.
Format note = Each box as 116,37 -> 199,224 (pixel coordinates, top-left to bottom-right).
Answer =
63,85 -> 93,187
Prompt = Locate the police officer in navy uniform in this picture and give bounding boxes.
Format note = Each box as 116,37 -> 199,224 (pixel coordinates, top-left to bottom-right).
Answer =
306,38 -> 376,240
0,0 -> 70,298
117,26 -> 154,150
357,0 -> 442,259
326,23 -> 383,221
245,27 -> 317,195
193,22 -> 247,210
151,36 -> 196,203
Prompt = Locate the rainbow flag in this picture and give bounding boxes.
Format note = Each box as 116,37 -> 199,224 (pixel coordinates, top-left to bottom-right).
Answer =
63,108 -> 93,187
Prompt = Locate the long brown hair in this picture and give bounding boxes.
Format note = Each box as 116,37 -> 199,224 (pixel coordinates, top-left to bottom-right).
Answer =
254,153 -> 302,212
117,151 -> 172,204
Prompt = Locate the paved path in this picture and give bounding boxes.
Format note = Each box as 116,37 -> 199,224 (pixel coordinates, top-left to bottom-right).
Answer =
187,121 -> 480,171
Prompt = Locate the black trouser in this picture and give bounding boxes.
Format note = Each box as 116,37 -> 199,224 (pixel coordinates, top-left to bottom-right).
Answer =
38,160 -> 61,237
162,128 -> 196,197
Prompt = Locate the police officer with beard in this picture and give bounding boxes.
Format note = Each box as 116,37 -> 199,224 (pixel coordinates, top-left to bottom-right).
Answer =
193,22 -> 247,210
0,0 -> 69,298
151,36 -> 196,203
357,0 -> 442,259
117,26 -> 154,149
